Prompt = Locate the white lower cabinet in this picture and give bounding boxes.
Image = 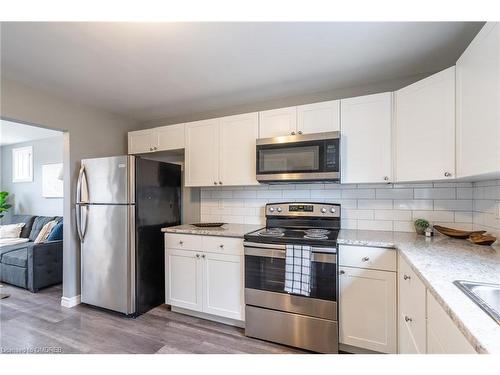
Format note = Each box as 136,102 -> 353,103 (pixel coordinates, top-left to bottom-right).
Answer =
426,292 -> 476,354
339,244 -> 397,354
165,249 -> 203,312
165,234 -> 244,322
203,252 -> 244,320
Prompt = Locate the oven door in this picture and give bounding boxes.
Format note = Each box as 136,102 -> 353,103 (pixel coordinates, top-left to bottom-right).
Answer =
244,242 -> 337,320
256,131 -> 340,182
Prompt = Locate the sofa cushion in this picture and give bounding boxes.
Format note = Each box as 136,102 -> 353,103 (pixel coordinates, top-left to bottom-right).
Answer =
29,216 -> 55,241
47,220 -> 63,241
8,215 -> 36,238
2,248 -> 28,267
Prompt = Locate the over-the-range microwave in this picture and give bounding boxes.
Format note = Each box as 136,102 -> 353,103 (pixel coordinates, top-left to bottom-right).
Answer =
256,131 -> 340,183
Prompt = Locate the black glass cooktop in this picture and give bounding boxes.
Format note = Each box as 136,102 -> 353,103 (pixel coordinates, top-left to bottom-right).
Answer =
244,227 -> 339,247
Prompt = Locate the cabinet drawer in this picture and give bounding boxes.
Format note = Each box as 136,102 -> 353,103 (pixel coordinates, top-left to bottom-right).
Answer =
339,245 -> 396,271
165,233 -> 202,251
398,254 -> 426,353
202,236 -> 243,255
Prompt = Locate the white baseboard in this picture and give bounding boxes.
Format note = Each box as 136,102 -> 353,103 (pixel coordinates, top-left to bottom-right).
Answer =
61,295 -> 81,308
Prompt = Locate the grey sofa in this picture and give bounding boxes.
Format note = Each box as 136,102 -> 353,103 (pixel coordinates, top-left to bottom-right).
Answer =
0,215 -> 63,292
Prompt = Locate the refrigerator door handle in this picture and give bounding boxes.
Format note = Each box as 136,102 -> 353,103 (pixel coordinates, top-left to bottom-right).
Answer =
76,164 -> 89,204
76,203 -> 89,242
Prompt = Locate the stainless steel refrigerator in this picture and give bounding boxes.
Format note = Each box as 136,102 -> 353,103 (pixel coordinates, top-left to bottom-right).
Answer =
76,155 -> 181,316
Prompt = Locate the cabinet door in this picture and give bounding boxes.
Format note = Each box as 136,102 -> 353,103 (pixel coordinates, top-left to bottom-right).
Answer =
339,266 -> 397,353
219,113 -> 259,186
165,249 -> 203,312
426,291 -> 476,354
398,254 -> 426,354
128,129 -> 158,154
202,252 -> 244,320
456,23 -> 500,178
258,107 -> 297,138
395,67 -> 455,182
340,92 -> 393,184
157,123 -> 185,151
185,119 -> 220,187
297,100 -> 340,134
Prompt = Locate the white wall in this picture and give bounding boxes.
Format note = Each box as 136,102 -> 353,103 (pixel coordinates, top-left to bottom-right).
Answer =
1,78 -> 138,299
1,136 -> 64,218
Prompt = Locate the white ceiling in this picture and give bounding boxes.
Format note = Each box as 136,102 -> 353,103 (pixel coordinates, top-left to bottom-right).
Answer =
0,22 -> 483,122
0,119 -> 62,146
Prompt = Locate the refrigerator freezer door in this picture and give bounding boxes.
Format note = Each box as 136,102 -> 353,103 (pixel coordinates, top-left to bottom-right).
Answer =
80,155 -> 135,204
81,204 -> 135,315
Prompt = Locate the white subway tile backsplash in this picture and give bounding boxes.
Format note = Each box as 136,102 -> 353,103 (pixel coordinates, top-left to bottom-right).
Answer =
414,188 -> 456,199
198,180 -> 497,235
393,200 -> 433,210
433,200 -> 473,211
376,188 -> 413,200
357,200 -> 393,210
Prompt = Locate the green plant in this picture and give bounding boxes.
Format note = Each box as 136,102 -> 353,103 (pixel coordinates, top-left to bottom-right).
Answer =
0,191 -> 12,219
414,218 -> 430,235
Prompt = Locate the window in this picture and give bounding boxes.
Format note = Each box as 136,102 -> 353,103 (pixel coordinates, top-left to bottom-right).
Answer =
12,146 -> 33,182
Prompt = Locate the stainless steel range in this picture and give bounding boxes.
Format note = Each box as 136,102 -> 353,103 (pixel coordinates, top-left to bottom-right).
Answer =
243,202 -> 340,353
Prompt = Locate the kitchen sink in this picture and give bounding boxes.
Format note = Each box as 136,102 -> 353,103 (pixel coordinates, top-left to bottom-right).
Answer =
454,280 -> 500,325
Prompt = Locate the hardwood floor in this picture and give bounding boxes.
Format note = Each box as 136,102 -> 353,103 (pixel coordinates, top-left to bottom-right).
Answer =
0,284 -> 306,354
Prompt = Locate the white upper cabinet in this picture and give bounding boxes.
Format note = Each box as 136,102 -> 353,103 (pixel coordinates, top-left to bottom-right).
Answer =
128,129 -> 158,154
456,22 -> 500,178
340,92 -> 393,184
395,67 -> 456,182
157,123 -> 185,151
128,123 -> 185,154
219,113 -> 259,186
259,107 -> 297,138
185,113 -> 259,187
297,100 -> 340,134
185,119 -> 220,187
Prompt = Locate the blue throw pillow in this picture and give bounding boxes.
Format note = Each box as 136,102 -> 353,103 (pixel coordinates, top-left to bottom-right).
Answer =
46,221 -> 63,241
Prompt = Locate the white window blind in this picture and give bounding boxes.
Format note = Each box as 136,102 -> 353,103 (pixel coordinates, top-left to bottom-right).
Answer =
12,146 -> 33,182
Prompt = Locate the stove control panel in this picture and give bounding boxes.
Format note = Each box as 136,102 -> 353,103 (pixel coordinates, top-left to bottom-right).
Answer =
266,202 -> 341,218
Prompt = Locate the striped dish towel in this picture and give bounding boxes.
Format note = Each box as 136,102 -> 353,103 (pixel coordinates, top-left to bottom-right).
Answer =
284,244 -> 311,296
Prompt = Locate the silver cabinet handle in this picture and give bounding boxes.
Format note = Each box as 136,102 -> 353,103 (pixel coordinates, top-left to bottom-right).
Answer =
384,176 -> 389,181
339,270 -> 345,275
298,131 -> 303,134
219,244 -> 224,248
214,181 -> 217,185
219,181 -> 223,185
195,254 -> 200,258
362,256 -> 370,262
291,131 -> 296,135
154,147 -> 157,150
201,254 -> 206,259
403,274 -> 411,280
444,171 -> 452,177
149,147 -> 153,151
405,316 -> 412,323
179,241 -> 183,245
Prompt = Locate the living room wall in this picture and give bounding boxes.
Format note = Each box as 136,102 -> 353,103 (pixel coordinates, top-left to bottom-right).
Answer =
1,135 -> 64,220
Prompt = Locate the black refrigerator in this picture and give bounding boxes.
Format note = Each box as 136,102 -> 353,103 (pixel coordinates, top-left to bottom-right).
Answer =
76,155 -> 181,316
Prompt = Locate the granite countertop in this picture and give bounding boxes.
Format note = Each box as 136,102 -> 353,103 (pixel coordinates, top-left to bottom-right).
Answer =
339,229 -> 500,354
162,223 -> 262,238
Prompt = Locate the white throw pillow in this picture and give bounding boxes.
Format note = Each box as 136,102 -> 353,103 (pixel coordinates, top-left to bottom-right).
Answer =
0,223 -> 25,239
34,220 -> 58,244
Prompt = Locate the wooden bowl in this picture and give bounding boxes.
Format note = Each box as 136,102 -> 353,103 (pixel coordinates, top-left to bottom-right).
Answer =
433,225 -> 486,239
469,234 -> 497,246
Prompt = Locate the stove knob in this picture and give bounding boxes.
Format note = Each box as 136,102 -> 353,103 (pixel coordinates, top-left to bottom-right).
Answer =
330,207 -> 336,213
269,207 -> 275,212
277,207 -> 282,213
321,207 -> 327,213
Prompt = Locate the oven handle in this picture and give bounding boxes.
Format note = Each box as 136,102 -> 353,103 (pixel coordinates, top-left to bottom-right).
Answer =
244,245 -> 337,264
244,241 -> 337,254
